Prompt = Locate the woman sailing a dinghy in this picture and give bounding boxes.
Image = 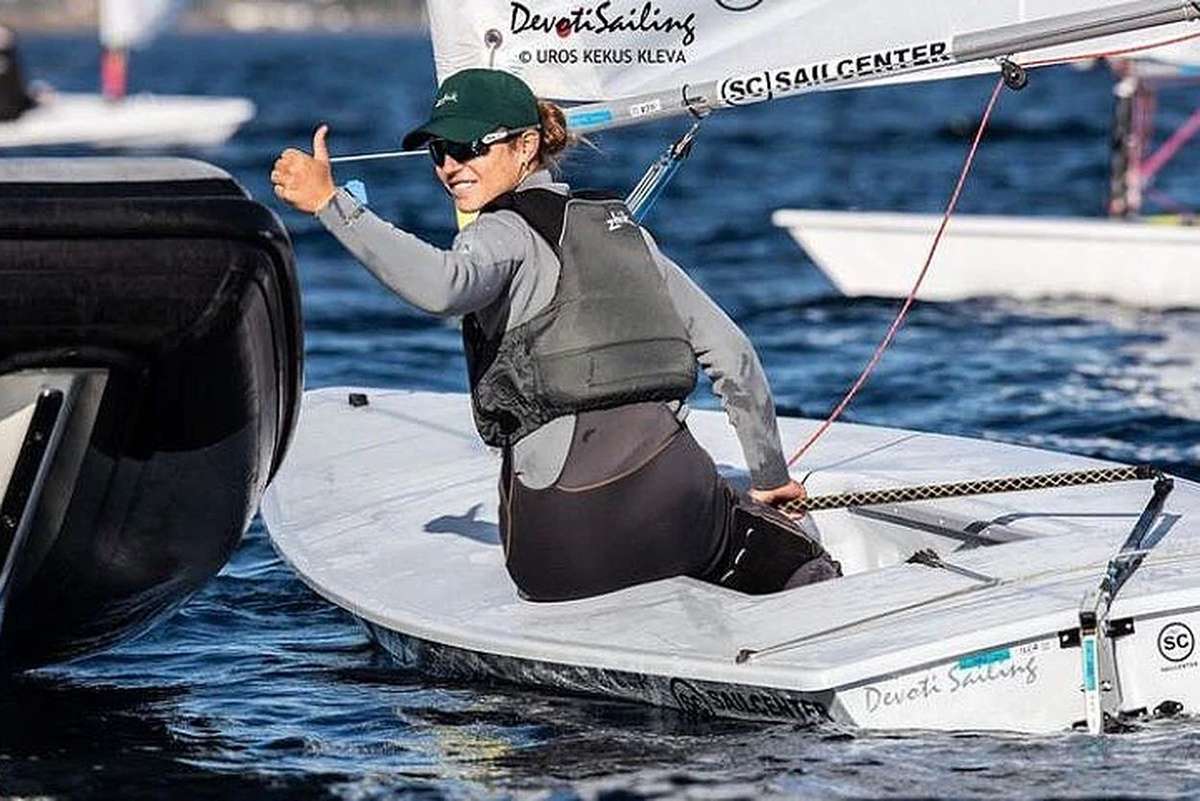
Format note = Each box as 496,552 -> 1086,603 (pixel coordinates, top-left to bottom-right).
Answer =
272,69 -> 839,601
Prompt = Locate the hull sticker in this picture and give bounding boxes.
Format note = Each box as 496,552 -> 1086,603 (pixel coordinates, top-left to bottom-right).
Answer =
862,652 -> 1039,716
1158,621 -> 1197,672
669,678 -> 828,724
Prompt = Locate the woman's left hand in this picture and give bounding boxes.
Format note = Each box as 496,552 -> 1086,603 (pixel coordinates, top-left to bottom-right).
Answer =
271,124 -> 335,214
749,479 -> 807,513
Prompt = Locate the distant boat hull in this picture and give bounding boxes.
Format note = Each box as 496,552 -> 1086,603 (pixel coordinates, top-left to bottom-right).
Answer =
0,158 -> 301,669
0,93 -> 255,149
772,209 -> 1200,308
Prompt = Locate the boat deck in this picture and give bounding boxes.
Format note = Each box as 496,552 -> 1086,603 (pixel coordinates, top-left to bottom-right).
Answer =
263,389 -> 1200,731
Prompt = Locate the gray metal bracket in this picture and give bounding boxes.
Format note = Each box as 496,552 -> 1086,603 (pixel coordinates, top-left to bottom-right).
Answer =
0,389 -> 66,627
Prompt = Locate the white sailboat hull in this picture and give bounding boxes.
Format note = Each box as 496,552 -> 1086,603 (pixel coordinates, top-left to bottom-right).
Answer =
0,92 -> 255,149
262,389 -> 1200,733
772,209 -> 1200,308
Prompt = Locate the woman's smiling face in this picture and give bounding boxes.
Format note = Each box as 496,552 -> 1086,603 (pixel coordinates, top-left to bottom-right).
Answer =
433,130 -> 541,213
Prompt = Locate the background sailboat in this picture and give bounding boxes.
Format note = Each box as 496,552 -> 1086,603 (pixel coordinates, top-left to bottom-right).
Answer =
772,43 -> 1200,308
0,0 -> 254,149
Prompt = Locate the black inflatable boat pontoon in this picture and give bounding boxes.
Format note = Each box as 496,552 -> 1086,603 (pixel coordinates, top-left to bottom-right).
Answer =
0,158 -> 302,668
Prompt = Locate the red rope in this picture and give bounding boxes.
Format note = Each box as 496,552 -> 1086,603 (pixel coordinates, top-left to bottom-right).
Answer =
787,77 -> 1005,467
1023,31 -> 1200,68
787,30 -> 1200,468
1139,104 -> 1200,183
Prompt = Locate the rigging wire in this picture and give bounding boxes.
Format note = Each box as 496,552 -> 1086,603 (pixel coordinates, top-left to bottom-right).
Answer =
626,117 -> 705,221
329,149 -> 425,164
786,30 -> 1200,469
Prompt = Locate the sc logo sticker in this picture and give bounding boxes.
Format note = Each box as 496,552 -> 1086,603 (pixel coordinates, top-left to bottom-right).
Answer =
1158,622 -> 1195,663
669,678 -> 715,719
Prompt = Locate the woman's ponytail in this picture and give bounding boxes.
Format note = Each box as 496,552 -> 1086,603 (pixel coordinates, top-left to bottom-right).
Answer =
536,99 -> 574,171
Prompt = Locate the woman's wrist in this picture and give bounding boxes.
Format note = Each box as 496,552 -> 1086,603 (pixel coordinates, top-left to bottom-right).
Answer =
312,186 -> 337,216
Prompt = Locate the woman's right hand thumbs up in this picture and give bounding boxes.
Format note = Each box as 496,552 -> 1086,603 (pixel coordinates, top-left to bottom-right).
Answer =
271,124 -> 336,214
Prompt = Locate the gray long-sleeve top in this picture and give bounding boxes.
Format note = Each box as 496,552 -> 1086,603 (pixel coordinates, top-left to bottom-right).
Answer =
317,170 -> 792,491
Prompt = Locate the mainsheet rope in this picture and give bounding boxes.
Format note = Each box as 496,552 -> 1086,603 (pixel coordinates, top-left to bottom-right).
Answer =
780,464 -> 1158,515
786,31 -> 1200,469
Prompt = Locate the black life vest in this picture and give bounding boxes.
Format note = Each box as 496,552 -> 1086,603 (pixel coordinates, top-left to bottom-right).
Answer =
462,189 -> 697,447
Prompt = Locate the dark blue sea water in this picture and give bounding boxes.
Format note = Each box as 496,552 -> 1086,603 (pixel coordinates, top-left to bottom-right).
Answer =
8,31 -> 1200,799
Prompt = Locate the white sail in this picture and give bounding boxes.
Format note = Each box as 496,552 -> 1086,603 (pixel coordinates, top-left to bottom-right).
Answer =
427,0 -> 1200,129
100,0 -> 180,50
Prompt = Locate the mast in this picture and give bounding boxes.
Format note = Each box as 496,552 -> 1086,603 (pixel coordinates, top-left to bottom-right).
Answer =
1107,72 -> 1155,217
101,49 -> 129,101
98,0 -> 178,99
561,0 -> 1200,134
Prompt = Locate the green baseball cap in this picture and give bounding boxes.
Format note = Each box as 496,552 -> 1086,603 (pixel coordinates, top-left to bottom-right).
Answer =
402,69 -> 540,150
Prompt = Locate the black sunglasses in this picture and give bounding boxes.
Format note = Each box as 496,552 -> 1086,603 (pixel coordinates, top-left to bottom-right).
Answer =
427,125 -> 540,168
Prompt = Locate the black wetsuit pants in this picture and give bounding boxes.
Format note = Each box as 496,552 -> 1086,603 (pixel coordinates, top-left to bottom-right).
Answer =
498,403 -> 840,602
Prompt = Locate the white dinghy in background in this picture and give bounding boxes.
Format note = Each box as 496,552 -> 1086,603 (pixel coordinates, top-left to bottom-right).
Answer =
1,0 -> 254,150
262,389 -> 1200,734
771,210 -> 1200,307
772,43 -> 1200,308
0,93 -> 254,149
